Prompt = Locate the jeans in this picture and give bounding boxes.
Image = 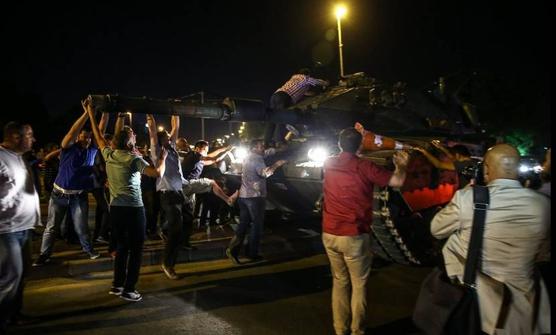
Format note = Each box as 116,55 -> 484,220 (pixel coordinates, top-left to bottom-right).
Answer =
111,206 -> 146,292
322,232 -> 372,335
40,191 -> 94,256
228,197 -> 265,258
159,191 -> 193,268
0,230 -> 32,332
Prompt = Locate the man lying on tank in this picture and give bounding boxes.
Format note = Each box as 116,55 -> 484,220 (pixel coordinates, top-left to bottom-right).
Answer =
270,68 -> 329,111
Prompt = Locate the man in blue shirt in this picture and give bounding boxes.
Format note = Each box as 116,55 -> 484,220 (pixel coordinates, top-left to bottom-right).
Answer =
33,111 -> 103,266
180,140 -> 237,247
226,139 -> 286,264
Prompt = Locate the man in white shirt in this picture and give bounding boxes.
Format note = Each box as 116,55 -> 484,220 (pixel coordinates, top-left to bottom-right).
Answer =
431,144 -> 550,334
0,122 -> 40,332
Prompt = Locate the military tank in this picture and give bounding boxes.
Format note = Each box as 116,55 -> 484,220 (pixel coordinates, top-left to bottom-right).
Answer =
90,72 -> 486,266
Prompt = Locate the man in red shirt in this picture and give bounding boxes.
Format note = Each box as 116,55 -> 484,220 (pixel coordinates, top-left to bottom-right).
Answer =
322,127 -> 409,335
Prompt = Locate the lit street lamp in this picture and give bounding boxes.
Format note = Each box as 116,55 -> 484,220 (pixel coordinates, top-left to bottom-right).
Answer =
334,4 -> 347,78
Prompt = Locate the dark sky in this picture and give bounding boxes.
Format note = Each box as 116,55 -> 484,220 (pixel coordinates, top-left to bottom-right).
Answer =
0,0 -> 550,145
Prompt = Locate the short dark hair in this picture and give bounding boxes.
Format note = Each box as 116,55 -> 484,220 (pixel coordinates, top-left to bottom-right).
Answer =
157,130 -> 169,145
113,126 -> 133,149
3,121 -> 26,140
194,140 -> 209,149
451,145 -> 471,157
338,127 -> 362,153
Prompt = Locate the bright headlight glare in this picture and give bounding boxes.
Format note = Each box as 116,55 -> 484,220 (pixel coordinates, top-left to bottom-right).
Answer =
308,147 -> 329,163
519,165 -> 529,173
234,147 -> 249,163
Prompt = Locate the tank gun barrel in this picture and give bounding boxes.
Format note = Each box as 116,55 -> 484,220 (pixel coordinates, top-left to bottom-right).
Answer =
88,94 -> 268,122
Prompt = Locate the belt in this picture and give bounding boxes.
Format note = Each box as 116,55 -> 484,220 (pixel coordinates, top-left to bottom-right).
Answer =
53,184 -> 84,195
159,190 -> 183,194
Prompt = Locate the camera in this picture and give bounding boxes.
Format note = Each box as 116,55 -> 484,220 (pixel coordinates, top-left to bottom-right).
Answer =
461,159 -> 485,186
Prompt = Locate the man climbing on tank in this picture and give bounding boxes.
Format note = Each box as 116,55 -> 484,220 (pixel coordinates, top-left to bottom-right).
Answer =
265,68 -> 329,143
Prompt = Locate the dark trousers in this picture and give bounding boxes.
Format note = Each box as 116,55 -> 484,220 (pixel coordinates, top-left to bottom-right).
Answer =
110,206 -> 145,292
266,92 -> 294,143
228,197 -> 265,258
270,91 -> 293,110
142,190 -> 160,235
92,188 -> 110,240
159,191 -> 193,268
200,193 -> 224,226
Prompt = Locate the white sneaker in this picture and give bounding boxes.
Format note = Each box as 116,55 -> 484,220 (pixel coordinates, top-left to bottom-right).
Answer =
89,251 -> 101,260
120,290 -> 142,302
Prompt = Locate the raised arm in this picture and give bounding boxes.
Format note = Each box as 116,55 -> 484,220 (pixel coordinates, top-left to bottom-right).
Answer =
143,148 -> 167,178
431,140 -> 455,160
44,149 -> 62,161
60,111 -> 89,149
387,151 -> 409,188
114,112 -> 127,136
99,112 -> 110,135
414,147 -> 455,171
206,145 -> 232,159
146,114 -> 158,148
169,115 -> 179,142
83,97 -> 107,149
202,145 -> 233,166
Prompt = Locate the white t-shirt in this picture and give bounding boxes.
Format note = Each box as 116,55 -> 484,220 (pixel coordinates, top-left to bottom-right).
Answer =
151,143 -> 185,192
0,146 -> 40,234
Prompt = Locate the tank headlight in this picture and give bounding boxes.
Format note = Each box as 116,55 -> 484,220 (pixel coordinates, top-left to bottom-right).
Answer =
519,164 -> 530,173
308,147 -> 329,165
234,147 -> 249,163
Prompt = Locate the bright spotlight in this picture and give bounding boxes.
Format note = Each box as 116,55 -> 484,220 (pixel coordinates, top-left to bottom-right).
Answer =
308,147 -> 329,165
234,147 -> 249,163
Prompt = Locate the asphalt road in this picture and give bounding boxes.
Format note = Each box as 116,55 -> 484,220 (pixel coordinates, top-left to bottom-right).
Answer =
12,253 -> 430,335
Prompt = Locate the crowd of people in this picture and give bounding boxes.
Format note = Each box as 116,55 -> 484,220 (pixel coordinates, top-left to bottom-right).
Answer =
0,92 -> 551,334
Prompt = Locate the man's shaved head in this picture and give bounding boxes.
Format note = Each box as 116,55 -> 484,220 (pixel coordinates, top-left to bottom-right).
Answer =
483,144 -> 520,183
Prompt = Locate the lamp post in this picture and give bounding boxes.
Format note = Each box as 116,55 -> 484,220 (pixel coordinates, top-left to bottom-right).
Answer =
334,4 -> 347,78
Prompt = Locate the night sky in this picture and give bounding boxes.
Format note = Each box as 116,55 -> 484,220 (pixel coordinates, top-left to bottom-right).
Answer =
1,0 -> 550,147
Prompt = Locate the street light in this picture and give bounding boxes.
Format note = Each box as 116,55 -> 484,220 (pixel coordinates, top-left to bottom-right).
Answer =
334,4 -> 347,78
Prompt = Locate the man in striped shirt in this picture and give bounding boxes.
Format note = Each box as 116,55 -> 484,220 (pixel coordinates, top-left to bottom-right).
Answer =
266,68 -> 329,143
270,68 -> 329,110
